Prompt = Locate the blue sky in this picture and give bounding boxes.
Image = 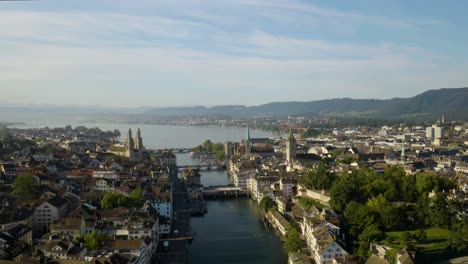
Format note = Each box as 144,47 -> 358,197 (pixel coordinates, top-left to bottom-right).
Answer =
0,0 -> 467,107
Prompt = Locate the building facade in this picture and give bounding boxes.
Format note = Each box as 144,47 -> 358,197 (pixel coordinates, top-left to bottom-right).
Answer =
107,128 -> 144,161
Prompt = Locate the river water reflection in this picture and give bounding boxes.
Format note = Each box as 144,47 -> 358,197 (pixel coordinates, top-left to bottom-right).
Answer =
177,153 -> 286,264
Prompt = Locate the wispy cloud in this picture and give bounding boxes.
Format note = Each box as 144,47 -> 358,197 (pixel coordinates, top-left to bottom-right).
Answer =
0,1 -> 464,106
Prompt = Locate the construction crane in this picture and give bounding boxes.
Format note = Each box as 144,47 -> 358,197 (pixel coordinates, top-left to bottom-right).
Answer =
279,124 -> 307,140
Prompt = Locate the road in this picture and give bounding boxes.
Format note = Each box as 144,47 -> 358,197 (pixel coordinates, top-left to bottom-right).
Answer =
153,170 -> 192,264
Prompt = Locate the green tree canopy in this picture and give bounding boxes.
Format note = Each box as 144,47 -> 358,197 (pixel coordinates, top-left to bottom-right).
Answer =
259,196 -> 276,211
12,174 -> 40,199
301,161 -> 336,190
84,230 -> 107,250
101,190 -> 144,209
284,226 -> 302,253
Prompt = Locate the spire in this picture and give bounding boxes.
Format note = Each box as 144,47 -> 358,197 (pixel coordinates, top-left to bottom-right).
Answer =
400,143 -> 406,164
127,128 -> 132,139
288,126 -> 295,143
136,128 -> 141,138
320,208 -> 327,220
245,126 -> 251,157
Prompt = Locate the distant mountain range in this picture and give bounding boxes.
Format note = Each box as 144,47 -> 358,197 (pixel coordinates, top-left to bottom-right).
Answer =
0,87 -> 467,122
143,87 -> 468,120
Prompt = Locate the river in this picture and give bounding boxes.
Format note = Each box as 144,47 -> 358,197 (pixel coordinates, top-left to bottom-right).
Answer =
10,122 -> 287,263
177,153 -> 285,264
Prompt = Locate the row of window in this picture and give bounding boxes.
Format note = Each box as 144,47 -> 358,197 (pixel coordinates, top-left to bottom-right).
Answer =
37,214 -> 51,217
322,253 -> 343,259
129,230 -> 150,234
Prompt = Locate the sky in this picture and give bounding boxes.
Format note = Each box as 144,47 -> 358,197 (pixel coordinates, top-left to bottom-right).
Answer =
0,0 -> 467,107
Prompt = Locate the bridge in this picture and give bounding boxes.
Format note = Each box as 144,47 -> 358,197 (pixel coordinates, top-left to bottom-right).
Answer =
202,185 -> 248,199
149,148 -> 192,153
177,164 -> 226,171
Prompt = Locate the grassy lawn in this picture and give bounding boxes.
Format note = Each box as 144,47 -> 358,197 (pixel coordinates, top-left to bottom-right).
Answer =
381,227 -> 451,252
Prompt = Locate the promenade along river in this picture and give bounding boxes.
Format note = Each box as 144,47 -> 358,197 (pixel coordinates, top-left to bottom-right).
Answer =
11,122 -> 287,263
178,154 -> 286,264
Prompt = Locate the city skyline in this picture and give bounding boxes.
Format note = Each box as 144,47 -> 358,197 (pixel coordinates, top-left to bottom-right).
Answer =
1,0 -> 468,107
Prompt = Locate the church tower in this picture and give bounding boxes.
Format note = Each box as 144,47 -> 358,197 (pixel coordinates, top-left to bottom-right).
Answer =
286,127 -> 296,164
245,126 -> 251,157
134,128 -> 144,160
400,143 -> 406,164
125,128 -> 135,160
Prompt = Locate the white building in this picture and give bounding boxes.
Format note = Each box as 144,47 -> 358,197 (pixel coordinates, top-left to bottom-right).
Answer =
248,175 -> 279,202
95,178 -> 115,192
280,178 -> 294,201
92,170 -> 119,179
34,196 -> 69,234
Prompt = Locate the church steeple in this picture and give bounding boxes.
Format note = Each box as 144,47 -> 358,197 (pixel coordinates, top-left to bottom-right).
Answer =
135,128 -> 143,150
286,127 -> 296,164
288,127 -> 295,143
125,128 -> 135,160
245,126 -> 251,157
400,143 -> 406,164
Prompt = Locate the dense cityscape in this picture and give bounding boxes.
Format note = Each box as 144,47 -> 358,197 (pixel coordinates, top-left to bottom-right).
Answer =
2,0 -> 468,263
0,115 -> 466,263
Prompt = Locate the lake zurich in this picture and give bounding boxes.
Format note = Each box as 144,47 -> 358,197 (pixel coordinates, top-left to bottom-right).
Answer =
11,122 -> 287,264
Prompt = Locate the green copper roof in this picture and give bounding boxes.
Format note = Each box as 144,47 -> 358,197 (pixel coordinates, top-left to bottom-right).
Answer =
320,208 -> 326,216
246,126 -> 251,142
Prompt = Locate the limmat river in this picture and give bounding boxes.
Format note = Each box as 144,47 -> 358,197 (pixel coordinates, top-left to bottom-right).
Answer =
178,153 -> 286,264
10,122 -> 287,264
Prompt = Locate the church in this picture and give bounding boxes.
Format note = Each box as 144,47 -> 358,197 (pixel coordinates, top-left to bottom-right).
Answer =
107,128 -> 144,161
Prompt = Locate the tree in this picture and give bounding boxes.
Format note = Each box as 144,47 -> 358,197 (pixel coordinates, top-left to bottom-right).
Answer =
330,168 -> 377,212
451,218 -> 468,253
12,174 -> 40,199
330,148 -> 344,159
344,201 -> 376,238
0,127 -> 13,145
357,224 -> 383,256
415,229 -> 427,243
101,190 -> 145,209
84,230 -> 107,250
130,188 -> 144,208
385,248 -> 398,264
101,193 -> 120,209
259,196 -> 276,211
216,151 -> 225,161
284,226 -> 302,253
425,193 -> 453,228
367,195 -> 401,230
202,139 -> 213,152
403,232 -> 414,246
302,161 -> 336,190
